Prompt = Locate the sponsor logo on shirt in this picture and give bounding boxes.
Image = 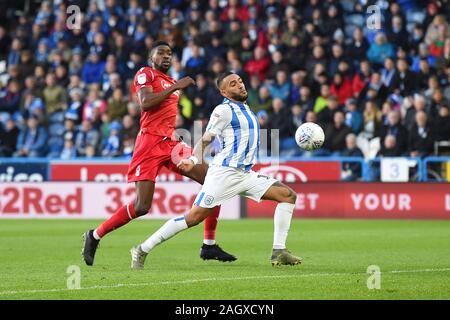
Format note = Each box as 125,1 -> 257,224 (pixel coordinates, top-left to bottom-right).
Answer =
161,80 -> 172,89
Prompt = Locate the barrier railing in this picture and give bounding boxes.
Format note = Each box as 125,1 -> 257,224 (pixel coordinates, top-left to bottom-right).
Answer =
366,157 -> 424,182
0,156 -> 449,182
422,157 -> 450,182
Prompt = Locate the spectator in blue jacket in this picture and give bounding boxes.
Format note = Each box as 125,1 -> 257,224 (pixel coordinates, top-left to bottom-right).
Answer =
367,33 -> 395,67
344,98 -> 363,134
7,38 -> 22,66
268,70 -> 291,103
60,138 -> 77,159
75,120 -> 100,156
35,39 -> 50,63
81,52 -> 105,85
184,44 -> 207,78
14,115 -> 48,157
102,120 -> 122,157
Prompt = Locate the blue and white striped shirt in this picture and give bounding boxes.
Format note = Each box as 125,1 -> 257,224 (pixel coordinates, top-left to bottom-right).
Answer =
206,98 -> 260,171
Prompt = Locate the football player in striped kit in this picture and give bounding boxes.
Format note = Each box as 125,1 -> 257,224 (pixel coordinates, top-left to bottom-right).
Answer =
131,72 -> 302,269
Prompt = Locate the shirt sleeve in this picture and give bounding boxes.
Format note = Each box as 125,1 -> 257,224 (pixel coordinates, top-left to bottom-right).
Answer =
205,105 -> 231,136
133,67 -> 155,93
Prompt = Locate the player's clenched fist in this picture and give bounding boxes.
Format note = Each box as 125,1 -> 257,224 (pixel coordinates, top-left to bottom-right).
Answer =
173,77 -> 196,90
177,158 -> 195,173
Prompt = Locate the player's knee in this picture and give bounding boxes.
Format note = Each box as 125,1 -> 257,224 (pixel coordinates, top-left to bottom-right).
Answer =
134,199 -> 151,217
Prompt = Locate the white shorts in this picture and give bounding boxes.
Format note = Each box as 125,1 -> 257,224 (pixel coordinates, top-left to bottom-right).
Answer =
193,165 -> 278,208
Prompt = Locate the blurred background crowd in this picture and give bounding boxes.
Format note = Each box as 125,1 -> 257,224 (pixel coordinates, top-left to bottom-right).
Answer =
0,0 -> 449,160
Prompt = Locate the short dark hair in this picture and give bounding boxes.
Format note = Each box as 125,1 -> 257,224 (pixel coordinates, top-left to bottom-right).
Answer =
149,40 -> 170,55
216,71 -> 235,89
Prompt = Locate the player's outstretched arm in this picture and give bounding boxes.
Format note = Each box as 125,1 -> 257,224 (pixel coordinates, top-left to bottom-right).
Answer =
137,76 -> 195,111
177,132 -> 214,173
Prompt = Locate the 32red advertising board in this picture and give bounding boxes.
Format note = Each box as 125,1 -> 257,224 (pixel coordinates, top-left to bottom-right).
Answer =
0,182 -> 239,219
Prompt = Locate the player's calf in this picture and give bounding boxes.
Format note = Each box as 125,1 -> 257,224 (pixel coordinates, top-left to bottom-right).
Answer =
132,193 -> 156,217
134,197 -> 152,217
133,180 -> 155,217
185,206 -> 214,227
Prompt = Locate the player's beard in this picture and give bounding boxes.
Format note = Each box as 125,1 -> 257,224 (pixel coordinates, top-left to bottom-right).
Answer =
230,91 -> 248,102
153,61 -> 171,73
158,64 -> 170,73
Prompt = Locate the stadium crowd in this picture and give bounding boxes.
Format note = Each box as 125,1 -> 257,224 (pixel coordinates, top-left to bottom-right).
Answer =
0,0 -> 449,160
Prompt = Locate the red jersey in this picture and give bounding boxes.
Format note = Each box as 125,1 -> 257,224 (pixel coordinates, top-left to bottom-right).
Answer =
132,67 -> 180,137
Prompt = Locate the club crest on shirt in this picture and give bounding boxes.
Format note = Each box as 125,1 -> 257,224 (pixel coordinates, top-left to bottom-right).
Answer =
204,195 -> 214,206
137,74 -> 146,85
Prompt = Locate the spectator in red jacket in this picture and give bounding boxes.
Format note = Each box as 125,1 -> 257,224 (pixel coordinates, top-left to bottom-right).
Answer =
352,60 -> 372,98
330,72 -> 353,105
244,46 -> 271,81
220,0 -> 248,22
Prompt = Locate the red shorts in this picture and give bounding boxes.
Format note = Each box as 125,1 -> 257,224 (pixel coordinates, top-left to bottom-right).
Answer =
127,131 -> 192,183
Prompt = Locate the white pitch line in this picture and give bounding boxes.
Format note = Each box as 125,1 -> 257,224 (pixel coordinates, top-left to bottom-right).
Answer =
0,268 -> 449,296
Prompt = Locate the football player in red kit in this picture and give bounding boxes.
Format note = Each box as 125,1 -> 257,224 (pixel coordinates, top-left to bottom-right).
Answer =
82,41 -> 236,266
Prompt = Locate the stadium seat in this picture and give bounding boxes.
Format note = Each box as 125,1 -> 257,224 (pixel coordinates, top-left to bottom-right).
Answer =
344,24 -> 358,38
406,22 -> 416,34
434,140 -> 450,156
398,0 -> 419,11
47,136 -> 64,156
48,111 -> 65,124
344,14 -> 365,27
340,0 -> 356,13
48,123 -> 65,137
406,10 -> 426,24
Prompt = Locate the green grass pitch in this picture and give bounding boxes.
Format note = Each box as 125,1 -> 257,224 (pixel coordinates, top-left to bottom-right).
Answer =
0,219 -> 449,300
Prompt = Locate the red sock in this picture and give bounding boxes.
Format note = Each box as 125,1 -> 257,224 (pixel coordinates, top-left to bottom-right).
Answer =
95,203 -> 136,238
204,205 -> 220,241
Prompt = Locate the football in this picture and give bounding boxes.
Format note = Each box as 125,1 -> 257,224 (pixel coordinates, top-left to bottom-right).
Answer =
295,122 -> 325,151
